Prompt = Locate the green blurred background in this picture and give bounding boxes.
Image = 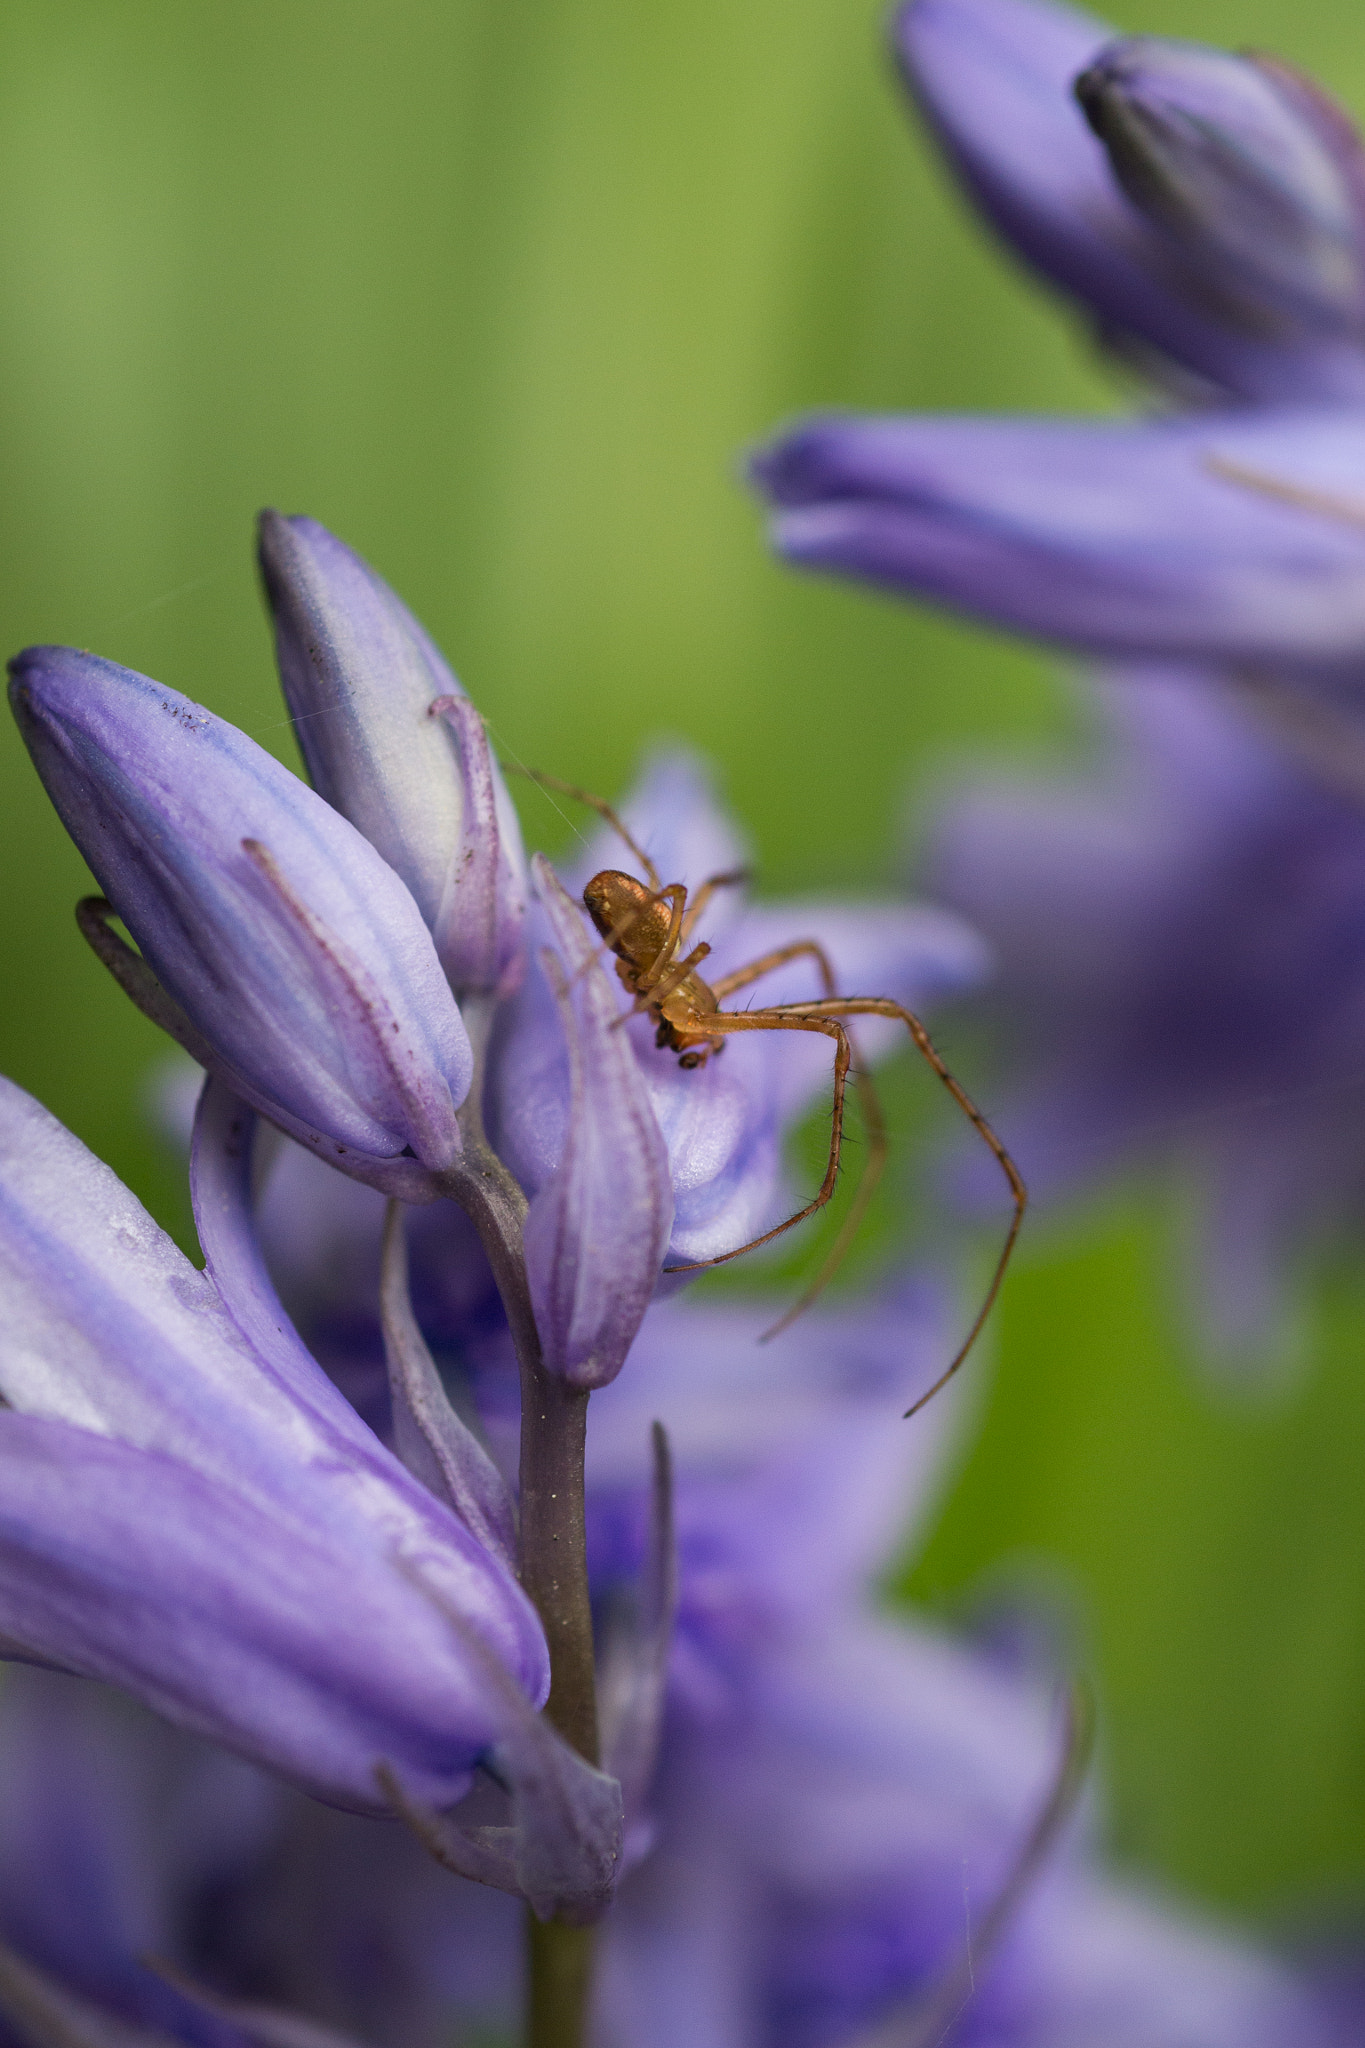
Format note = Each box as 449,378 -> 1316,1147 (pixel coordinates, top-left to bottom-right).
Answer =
1,0 -> 1362,1938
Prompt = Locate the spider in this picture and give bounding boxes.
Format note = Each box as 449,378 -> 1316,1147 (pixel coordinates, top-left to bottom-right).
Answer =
516,769 -> 1026,1416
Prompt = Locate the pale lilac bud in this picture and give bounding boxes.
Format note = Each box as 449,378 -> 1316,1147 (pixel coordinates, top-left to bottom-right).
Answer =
9,647 -> 471,1195
258,513 -> 527,998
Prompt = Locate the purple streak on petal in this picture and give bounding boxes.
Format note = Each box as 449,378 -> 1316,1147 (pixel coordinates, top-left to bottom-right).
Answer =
258,514 -> 528,997
894,0 -> 1365,401
754,407 -> 1365,668
379,1203 -> 517,1569
8,647 -> 470,1170
522,857 -> 673,1390
428,696 -> 527,998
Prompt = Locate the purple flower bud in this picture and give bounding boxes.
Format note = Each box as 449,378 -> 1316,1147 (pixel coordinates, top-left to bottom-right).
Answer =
9,646 -> 472,1192
521,857 -> 674,1389
1075,38 -> 1365,339
258,513 -> 528,998
895,0 -> 1365,402
0,1074 -> 548,1812
751,406 -> 1365,670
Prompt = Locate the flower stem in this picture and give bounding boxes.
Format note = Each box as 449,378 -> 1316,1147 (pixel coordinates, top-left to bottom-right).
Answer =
526,1917 -> 595,2048
440,996 -> 600,2048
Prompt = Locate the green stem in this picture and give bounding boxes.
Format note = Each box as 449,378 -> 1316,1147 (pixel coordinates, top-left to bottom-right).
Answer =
439,995 -> 599,2048
526,1918 -> 595,2048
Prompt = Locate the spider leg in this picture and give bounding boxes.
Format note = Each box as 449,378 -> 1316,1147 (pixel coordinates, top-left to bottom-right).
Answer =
501,763 -> 663,890
662,1010 -> 854,1273
633,885 -> 689,994
709,937 -> 837,1002
705,940 -> 889,1335
754,995 -> 1027,1414
678,868 -> 750,945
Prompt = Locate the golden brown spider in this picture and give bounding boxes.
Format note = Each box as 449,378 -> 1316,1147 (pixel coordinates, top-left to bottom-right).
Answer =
515,768 -> 1026,1414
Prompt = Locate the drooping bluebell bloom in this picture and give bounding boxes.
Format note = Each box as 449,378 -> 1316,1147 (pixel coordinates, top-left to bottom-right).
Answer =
9,647 -> 472,1198
752,403 -> 1365,674
0,1282 -> 1350,2048
928,665 -> 1365,1367
0,1069 -> 551,1814
753,3 -> 1365,669
257,512 -> 528,1001
896,0 -> 1365,403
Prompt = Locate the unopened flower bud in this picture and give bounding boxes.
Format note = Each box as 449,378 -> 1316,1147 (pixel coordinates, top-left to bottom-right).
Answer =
258,512 -> 528,998
1076,38 -> 1365,336
9,646 -> 471,1190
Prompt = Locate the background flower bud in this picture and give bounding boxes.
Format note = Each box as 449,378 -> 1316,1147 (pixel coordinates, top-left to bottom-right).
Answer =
1076,38 -> 1365,336
258,512 -> 527,997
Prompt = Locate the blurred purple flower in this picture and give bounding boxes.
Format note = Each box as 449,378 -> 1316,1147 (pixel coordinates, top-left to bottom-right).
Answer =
896,0 -> 1365,403
0,1069 -> 549,1813
1074,39 -> 1365,343
258,512 -> 528,1000
0,1281 -> 1349,2048
752,404 -> 1365,673
928,666 -> 1365,1366
9,646 -> 471,1198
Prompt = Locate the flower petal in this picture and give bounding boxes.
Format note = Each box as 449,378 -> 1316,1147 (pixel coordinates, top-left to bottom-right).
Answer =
753,407 -> 1365,668
0,1077 -> 550,1800
0,1414 -> 521,1811
522,859 -> 673,1389
895,0 -> 1365,401
258,513 -> 527,996
1075,39 -> 1365,337
9,646 -> 470,1175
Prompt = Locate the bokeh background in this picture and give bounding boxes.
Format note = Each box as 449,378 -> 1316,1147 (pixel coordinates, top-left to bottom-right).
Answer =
0,0 -> 1361,1940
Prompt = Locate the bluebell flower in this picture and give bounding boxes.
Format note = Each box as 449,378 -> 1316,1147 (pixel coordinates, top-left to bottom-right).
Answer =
0,1281 -> 1349,2048
9,646 -> 472,1198
896,0 -> 1365,403
752,403 -> 1365,674
257,512 -> 528,1001
753,3 -> 1365,670
205,744 -> 986,1392
928,666 -> 1365,1368
0,1068 -> 553,1815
